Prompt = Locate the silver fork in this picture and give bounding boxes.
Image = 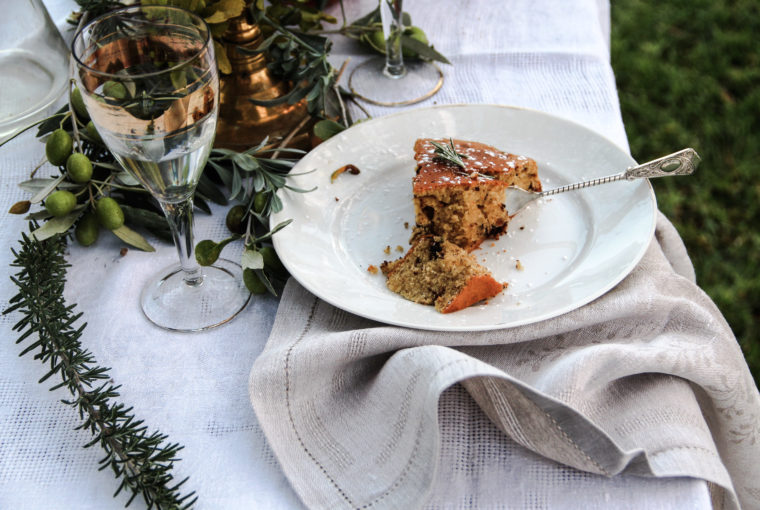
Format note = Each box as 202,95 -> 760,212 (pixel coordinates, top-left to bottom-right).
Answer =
505,148 -> 701,216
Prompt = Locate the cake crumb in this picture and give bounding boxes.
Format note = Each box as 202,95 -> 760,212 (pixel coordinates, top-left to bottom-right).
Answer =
490,242 -> 495,247
404,222 -> 409,229
367,265 -> 379,274
396,245 -> 404,252
516,259 -> 524,271
519,225 -> 525,230
334,197 -> 339,202
383,245 -> 391,255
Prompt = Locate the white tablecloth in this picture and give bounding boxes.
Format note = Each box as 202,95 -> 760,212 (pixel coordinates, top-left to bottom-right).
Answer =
0,1 -> 713,509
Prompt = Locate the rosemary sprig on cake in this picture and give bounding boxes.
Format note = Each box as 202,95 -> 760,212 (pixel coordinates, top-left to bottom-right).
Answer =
430,138 -> 469,169
430,138 -> 497,180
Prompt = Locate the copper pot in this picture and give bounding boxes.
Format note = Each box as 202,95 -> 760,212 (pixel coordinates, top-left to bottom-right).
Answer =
214,9 -> 311,151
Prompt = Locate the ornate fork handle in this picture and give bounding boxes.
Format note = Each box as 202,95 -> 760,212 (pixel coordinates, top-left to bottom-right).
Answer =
540,148 -> 700,198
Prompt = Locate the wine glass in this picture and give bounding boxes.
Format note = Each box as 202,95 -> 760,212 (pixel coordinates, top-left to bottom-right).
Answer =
348,0 -> 444,107
72,6 -> 250,332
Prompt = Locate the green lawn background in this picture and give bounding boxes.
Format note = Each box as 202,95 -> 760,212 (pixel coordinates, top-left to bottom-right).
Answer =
610,0 -> 760,385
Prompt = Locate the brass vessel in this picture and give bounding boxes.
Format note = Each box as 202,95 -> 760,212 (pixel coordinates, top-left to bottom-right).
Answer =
215,11 -> 311,151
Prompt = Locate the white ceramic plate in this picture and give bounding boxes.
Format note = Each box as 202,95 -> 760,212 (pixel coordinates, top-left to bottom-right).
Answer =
271,105 -> 655,331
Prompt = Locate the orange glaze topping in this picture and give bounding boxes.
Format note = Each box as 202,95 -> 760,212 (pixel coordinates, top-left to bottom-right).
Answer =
440,274 -> 505,313
412,138 -> 527,193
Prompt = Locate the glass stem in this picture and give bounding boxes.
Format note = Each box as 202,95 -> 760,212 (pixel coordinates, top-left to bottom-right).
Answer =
160,197 -> 203,287
380,0 -> 406,78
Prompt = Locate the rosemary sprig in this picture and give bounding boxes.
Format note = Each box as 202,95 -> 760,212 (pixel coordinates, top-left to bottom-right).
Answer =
430,138 -> 469,169
4,226 -> 196,510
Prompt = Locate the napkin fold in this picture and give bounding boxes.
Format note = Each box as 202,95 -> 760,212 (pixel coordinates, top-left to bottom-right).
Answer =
249,213 -> 760,510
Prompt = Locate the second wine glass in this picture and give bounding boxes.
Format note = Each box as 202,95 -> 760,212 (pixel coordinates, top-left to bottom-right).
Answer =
72,6 -> 250,331
349,0 -> 443,107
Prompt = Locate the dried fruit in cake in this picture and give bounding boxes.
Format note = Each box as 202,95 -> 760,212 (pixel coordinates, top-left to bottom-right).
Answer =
381,236 -> 506,314
412,138 -> 541,251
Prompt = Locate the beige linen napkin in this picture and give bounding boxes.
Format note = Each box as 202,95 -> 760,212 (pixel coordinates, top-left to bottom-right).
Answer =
249,213 -> 760,510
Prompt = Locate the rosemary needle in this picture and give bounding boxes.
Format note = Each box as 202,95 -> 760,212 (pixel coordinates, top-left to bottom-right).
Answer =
430,138 -> 468,169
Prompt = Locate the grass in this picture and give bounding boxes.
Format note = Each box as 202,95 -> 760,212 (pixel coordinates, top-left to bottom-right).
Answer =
610,0 -> 760,385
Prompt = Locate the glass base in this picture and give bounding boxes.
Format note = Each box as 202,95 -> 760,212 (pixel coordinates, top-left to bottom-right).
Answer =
140,258 -> 251,332
349,57 -> 444,107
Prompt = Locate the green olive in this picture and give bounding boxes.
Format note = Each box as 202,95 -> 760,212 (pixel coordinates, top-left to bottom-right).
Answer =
253,192 -> 267,215
95,197 -> 125,230
70,87 -> 89,120
403,26 -> 428,58
225,205 -> 247,234
367,30 -> 386,53
195,239 -> 221,266
243,268 -> 267,294
260,245 -> 286,274
45,190 -> 77,217
85,121 -> 103,144
75,212 -> 99,246
66,153 -> 93,183
45,129 -> 73,166
102,81 -> 127,100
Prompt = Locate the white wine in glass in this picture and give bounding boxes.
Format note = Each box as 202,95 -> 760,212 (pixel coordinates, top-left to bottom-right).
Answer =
349,0 -> 443,106
72,6 -> 250,331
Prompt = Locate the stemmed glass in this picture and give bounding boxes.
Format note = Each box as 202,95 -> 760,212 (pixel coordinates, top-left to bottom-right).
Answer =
72,6 -> 250,331
348,0 -> 443,106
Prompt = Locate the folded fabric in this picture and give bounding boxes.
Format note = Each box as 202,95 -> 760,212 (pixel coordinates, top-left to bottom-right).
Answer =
249,213 -> 760,510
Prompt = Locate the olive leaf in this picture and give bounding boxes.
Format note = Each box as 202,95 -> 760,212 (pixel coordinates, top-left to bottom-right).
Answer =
31,210 -> 81,241
203,0 -> 245,24
251,219 -> 292,244
111,224 -> 156,252
400,35 -> 451,65
114,171 -> 140,186
9,201 -> 31,215
214,40 -> 232,74
36,105 -> 68,138
19,177 -> 80,195
209,20 -> 229,38
29,175 -> 67,204
194,195 -> 212,214
313,119 -> 345,141
25,210 -> 53,221
120,205 -> 172,242
241,247 -> 264,270
254,268 -> 277,296
196,173 -> 228,205
170,68 -> 188,92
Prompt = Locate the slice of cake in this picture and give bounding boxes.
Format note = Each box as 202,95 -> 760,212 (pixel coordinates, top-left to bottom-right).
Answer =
380,236 -> 505,314
412,138 -> 542,251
